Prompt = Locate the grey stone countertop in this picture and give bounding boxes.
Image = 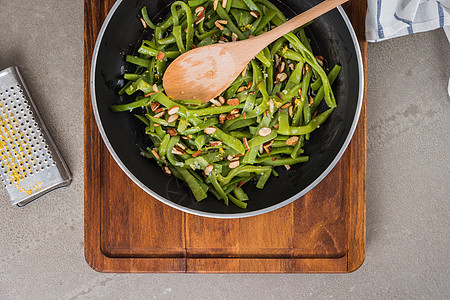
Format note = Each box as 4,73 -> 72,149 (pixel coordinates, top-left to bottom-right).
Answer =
0,1 -> 449,299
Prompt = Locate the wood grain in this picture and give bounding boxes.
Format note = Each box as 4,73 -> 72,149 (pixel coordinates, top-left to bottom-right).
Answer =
84,0 -> 366,273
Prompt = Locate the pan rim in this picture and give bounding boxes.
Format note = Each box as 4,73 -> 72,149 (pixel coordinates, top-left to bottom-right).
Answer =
90,0 -> 364,219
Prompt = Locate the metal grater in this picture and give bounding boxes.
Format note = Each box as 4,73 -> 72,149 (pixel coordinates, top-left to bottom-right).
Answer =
0,66 -> 71,206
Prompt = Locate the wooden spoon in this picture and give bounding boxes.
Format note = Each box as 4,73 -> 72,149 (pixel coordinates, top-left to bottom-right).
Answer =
163,0 -> 348,103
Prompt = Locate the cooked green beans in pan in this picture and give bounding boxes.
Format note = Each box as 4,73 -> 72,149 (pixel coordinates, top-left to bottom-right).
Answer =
111,0 -> 341,208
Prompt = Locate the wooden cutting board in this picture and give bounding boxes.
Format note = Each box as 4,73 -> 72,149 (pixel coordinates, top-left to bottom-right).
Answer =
84,0 -> 366,273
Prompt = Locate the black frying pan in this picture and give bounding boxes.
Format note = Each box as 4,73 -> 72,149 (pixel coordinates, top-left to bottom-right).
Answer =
91,0 -> 363,218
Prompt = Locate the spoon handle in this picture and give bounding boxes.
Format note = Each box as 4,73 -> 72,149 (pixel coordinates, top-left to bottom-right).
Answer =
251,0 -> 348,46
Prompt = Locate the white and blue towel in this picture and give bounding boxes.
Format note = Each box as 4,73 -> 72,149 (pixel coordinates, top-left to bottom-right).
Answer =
366,0 -> 450,42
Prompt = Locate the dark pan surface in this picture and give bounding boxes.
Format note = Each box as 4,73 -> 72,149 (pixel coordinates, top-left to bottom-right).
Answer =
91,0 -> 363,217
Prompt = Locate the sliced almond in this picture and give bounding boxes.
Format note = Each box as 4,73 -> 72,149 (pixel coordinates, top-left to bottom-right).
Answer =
315,55 -> 324,67
232,32 -> 238,42
222,0 -> 227,8
272,124 -> 279,130
219,36 -> 229,42
298,88 -> 302,96
288,106 -> 293,118
249,11 -> 260,18
237,86 -> 247,92
230,108 -> 240,114
214,20 -> 224,30
182,135 -> 192,140
140,17 -> 147,28
289,63 -> 295,70
209,98 -> 222,106
213,0 -> 219,10
156,51 -> 165,61
274,54 -> 280,67
153,123 -> 160,127
241,66 -> 247,77
229,159 -> 240,169
167,128 -> 177,137
217,20 -> 228,25
281,102 -> 291,109
219,114 -> 227,124
278,61 -> 285,73
218,40 -> 226,44
243,112 -> 246,119
276,72 -> 288,82
226,113 -> 239,120
176,142 -> 186,150
152,84 -> 159,93
271,157 -> 277,161
284,165 -> 291,171
167,114 -> 179,123
195,6 -> 205,16
162,166 -> 172,176
309,96 -> 314,107
168,105 -> 180,115
204,164 -> 214,176
269,99 -> 274,113
192,150 -> 202,158
236,180 -> 246,189
151,149 -> 160,159
264,145 -> 271,156
145,91 -> 157,97
302,65 -> 306,76
305,64 -> 310,72
209,141 -> 223,146
154,107 -> 165,114
227,154 -> 234,161
195,14 -> 205,25
218,96 -> 226,105
243,137 -> 250,150
204,127 -> 216,134
227,98 -> 239,106
264,140 -> 274,148
259,144 -> 264,154
153,111 -> 165,118
258,127 -> 271,137
235,153 -> 244,157
150,102 -> 160,112
171,147 -> 185,155
286,136 -> 299,146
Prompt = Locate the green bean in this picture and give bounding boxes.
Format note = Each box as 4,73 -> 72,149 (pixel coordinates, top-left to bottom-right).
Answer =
287,108 -> 334,135
260,156 -> 308,166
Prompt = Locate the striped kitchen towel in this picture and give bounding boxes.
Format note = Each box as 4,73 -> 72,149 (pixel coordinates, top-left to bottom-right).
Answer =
366,0 -> 450,42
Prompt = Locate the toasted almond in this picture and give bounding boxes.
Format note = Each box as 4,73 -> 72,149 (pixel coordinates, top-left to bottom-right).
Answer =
151,149 -> 160,159
269,99 -> 274,113
284,165 -> 291,171
230,108 -> 240,114
259,144 -> 264,154
272,124 -> 279,130
218,40 -> 226,44
219,36 -> 229,42
195,14 -> 205,25
162,166 -> 172,176
154,107 -> 165,114
165,128 -> 177,137
264,140 -> 274,148
309,96 -> 314,107
247,81 -> 253,90
152,84 -> 159,93
289,63 -> 295,70
229,160 -> 240,169
286,136 -> 299,146
243,137 -> 250,150
167,114 -> 179,123
237,86 -> 247,92
248,91 -> 255,95
153,123 -> 160,127
214,20 -> 223,30
288,106 -> 293,118
213,0 -> 219,10
243,112 -> 246,119
222,0 -> 227,8
264,145 -> 271,156
156,51 -> 165,61
140,17 -> 147,28
302,65 -> 306,76
241,66 -> 247,77
236,180 -> 246,189
182,135 -> 192,140
168,105 -> 180,115
176,142 -> 186,150
298,88 -> 302,96
209,98 -> 222,107
219,114 -> 227,124
226,113 -> 239,120
274,54 -> 280,67
232,32 -> 238,42
305,64 -> 310,72
315,55 -> 324,66
217,19 -> 228,25
145,91 -> 157,97
249,11 -> 260,18
312,110 -> 318,118
204,127 -> 216,134
278,61 -> 285,73
258,127 -> 271,137
195,6 -> 205,16
192,150 -> 202,158
227,98 -> 240,106
227,154 -> 234,161
153,111 -> 165,118
271,157 -> 277,161
209,141 -> 223,146
281,102 -> 291,109
150,102 -> 160,111
204,164 -> 214,176
218,96 -> 226,105
235,153 -> 244,157
276,72 -> 288,82
171,147 -> 185,155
